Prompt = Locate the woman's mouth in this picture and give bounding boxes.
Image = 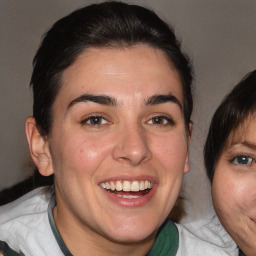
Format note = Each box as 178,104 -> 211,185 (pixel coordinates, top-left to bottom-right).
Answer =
99,180 -> 154,204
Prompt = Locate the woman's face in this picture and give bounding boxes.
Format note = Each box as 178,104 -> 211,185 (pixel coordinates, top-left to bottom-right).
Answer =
45,45 -> 190,245
212,117 -> 256,255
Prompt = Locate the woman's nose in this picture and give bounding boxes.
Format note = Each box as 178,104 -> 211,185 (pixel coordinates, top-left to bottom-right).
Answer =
112,124 -> 152,166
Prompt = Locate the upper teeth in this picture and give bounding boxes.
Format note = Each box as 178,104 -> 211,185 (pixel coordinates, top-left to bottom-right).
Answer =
100,180 -> 152,192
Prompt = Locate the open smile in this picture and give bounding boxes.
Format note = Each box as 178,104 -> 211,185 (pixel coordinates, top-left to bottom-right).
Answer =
100,180 -> 152,191
99,180 -> 155,207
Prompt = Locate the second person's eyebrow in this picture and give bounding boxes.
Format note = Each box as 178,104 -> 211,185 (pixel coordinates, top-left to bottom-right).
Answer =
67,94 -> 117,109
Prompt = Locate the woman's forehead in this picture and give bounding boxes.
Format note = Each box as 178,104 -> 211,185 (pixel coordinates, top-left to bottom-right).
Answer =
63,45 -> 178,79
226,114 -> 256,148
57,45 -> 184,107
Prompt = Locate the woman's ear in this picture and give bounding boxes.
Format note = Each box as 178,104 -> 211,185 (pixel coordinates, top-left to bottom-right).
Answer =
25,117 -> 53,176
188,121 -> 193,142
184,121 -> 193,174
183,151 -> 190,174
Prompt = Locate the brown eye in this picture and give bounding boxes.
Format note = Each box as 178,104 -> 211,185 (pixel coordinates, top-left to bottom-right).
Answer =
148,116 -> 174,125
81,115 -> 107,126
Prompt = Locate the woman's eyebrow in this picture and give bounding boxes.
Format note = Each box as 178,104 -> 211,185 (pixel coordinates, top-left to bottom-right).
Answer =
67,93 -> 182,110
229,140 -> 256,150
145,93 -> 182,110
241,141 -> 256,150
67,94 -> 117,109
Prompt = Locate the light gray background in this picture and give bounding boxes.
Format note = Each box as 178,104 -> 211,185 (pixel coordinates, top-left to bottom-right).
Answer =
1,0 -> 256,221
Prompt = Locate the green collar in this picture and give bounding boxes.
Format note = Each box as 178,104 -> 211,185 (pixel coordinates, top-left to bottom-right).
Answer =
48,195 -> 72,256
48,195 -> 178,256
146,220 -> 178,256
0,241 -> 25,256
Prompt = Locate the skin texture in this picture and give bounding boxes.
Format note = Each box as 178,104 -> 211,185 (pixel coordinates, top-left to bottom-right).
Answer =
212,117 -> 256,256
26,45 -> 190,256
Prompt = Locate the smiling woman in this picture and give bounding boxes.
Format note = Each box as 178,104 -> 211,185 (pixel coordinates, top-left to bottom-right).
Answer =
39,45 -> 189,245
0,1 -> 230,255
204,70 -> 256,256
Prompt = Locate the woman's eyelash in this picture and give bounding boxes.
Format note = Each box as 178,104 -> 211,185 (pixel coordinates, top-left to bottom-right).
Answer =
229,154 -> 256,166
80,114 -> 174,127
81,115 -> 107,126
148,115 -> 175,125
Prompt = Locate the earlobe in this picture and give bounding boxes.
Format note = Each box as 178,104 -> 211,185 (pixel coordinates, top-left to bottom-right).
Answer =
25,117 -> 53,176
184,153 -> 190,174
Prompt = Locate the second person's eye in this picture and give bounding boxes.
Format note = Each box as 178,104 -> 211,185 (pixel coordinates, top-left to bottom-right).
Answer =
231,155 -> 255,166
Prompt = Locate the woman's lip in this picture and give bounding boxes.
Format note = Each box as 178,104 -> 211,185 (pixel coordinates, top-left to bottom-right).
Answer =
99,184 -> 158,207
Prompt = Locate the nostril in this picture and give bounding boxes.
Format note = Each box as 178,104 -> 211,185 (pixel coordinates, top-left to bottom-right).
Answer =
112,128 -> 152,165
113,147 -> 152,165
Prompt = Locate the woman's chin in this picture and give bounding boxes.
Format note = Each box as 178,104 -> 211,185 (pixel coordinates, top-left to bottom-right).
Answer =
102,223 -> 157,244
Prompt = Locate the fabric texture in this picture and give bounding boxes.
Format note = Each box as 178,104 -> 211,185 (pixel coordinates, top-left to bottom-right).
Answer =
0,187 -> 238,256
176,215 -> 238,255
0,188 -> 63,256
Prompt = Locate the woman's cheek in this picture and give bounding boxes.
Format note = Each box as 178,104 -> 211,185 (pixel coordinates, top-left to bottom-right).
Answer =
67,135 -> 113,172
156,133 -> 187,161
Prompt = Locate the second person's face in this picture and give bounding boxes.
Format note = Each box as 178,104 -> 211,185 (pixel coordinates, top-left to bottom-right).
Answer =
212,117 -> 256,256
47,45 -> 190,245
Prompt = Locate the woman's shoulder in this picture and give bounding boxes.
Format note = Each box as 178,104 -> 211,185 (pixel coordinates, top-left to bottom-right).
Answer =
0,187 -> 53,254
0,187 -> 51,223
175,214 -> 238,256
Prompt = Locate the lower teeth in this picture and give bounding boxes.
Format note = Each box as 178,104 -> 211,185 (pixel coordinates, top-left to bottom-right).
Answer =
116,194 -> 140,199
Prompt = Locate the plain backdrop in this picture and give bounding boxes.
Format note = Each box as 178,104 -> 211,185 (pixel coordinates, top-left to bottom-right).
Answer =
0,0 -> 256,221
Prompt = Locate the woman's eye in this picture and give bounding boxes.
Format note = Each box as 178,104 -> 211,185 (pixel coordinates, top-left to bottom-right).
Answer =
231,155 -> 254,165
148,116 -> 174,125
81,115 -> 107,126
